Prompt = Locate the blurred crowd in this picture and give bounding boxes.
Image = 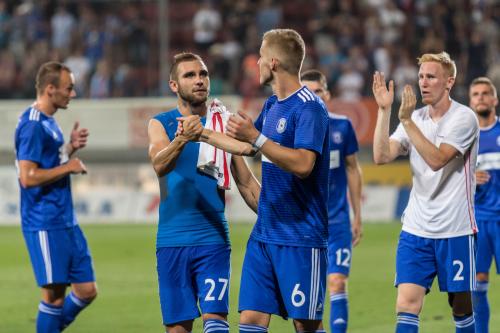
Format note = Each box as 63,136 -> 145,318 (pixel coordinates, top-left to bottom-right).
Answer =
0,0 -> 498,104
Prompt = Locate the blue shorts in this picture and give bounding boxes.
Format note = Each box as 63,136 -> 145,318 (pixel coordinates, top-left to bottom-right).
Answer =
23,225 -> 95,287
156,244 -> 231,325
239,239 -> 326,320
395,231 -> 476,292
476,219 -> 500,275
327,223 -> 352,276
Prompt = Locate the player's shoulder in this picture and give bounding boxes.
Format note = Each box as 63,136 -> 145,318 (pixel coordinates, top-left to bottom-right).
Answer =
449,100 -> 478,125
152,108 -> 180,123
17,106 -> 44,131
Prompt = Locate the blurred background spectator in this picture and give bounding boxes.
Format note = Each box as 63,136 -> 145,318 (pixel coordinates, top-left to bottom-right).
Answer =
0,0 -> 496,103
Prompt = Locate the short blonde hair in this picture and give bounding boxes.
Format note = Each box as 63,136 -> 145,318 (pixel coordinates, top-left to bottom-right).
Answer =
470,77 -> 497,98
262,29 -> 305,75
417,52 -> 457,78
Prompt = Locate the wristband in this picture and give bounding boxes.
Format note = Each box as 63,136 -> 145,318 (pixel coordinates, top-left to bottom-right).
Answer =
252,133 -> 268,150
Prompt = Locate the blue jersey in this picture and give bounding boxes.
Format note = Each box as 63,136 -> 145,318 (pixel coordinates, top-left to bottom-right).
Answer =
327,113 -> 359,225
475,117 -> 500,221
15,106 -> 76,232
153,109 -> 229,248
252,86 -> 330,248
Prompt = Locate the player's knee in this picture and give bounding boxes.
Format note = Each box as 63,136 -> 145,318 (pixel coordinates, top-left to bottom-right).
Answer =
75,283 -> 98,302
239,310 -> 270,327
476,272 -> 489,282
449,292 -> 473,315
202,312 -> 227,321
328,274 -> 347,293
396,295 -> 423,314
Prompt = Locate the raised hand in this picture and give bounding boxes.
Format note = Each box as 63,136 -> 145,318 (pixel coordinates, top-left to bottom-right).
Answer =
70,121 -> 89,150
398,85 -> 416,122
67,158 -> 87,174
372,71 -> 394,111
226,111 -> 259,144
176,115 -> 203,141
476,170 -> 490,185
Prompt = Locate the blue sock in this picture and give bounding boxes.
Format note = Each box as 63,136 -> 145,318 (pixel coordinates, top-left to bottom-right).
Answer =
37,301 -> 62,333
396,312 -> 419,333
204,319 -> 229,333
239,323 -> 268,333
473,281 -> 489,333
454,314 -> 475,333
330,292 -> 348,333
60,292 -> 91,330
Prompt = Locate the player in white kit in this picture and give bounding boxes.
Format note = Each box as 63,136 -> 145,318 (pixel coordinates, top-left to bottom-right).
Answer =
372,52 -> 479,333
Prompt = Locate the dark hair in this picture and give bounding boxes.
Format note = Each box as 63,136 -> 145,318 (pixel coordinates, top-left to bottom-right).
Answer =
301,69 -> 328,89
169,52 -> 205,80
35,61 -> 71,95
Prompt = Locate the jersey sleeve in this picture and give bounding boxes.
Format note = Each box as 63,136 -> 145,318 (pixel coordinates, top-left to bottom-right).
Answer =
390,122 -> 410,155
17,121 -> 45,164
439,110 -> 479,155
255,97 -> 275,132
294,102 -> 328,154
344,120 -> 359,156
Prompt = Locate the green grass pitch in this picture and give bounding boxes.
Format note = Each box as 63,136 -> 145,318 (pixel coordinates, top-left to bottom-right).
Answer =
1,223 -> 498,332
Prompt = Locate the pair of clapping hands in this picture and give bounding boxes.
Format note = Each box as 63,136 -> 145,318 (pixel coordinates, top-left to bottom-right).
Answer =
176,111 -> 259,144
372,71 -> 416,122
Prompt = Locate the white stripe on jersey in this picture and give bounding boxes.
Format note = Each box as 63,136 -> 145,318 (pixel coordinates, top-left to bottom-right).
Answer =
298,90 -> 312,102
302,88 -> 316,100
38,231 -> 53,284
477,152 -> 500,171
297,91 -> 307,103
29,108 -> 40,121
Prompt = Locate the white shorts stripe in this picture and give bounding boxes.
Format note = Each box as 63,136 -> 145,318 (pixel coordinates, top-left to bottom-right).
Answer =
38,231 -> 52,284
308,249 -> 320,319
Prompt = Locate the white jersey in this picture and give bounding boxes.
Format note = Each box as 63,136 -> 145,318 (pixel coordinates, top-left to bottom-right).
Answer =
390,100 -> 479,238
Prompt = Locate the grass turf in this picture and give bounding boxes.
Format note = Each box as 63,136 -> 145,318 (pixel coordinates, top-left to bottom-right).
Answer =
0,223 -> 498,332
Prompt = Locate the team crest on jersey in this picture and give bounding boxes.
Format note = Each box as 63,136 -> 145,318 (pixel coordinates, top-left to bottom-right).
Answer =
276,117 -> 287,133
497,136 -> 500,146
333,131 -> 343,144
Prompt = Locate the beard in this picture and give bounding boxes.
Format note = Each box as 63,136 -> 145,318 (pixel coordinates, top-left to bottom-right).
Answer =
178,86 -> 208,106
260,70 -> 274,86
476,107 -> 492,118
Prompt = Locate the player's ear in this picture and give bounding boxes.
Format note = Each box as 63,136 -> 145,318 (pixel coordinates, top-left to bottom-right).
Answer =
446,76 -> 455,91
169,80 -> 178,93
46,84 -> 56,97
271,58 -> 279,72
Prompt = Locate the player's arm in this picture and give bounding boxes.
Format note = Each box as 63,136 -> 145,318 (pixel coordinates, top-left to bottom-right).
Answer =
148,118 -> 189,177
231,155 -> 261,213
200,128 -> 257,156
372,71 -> 404,164
227,111 -> 317,179
345,153 -> 363,246
18,159 -> 86,188
398,85 -> 459,171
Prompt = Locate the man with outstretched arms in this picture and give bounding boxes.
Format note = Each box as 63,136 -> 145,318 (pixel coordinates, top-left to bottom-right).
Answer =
372,52 -> 479,333
15,61 -> 97,333
147,52 -> 260,333
468,77 -> 500,333
301,69 -> 363,333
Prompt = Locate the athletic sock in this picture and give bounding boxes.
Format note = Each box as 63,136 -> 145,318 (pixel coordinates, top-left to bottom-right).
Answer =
204,319 -> 229,333
330,292 -> 348,333
37,301 -> 62,333
395,312 -> 419,333
454,314 -> 475,333
60,292 -> 91,330
239,323 -> 268,333
473,281 -> 489,333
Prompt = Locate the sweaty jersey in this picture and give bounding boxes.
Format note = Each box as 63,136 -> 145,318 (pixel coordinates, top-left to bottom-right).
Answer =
252,86 -> 330,248
475,117 -> 500,221
390,100 -> 479,238
153,109 -> 229,248
15,105 -> 76,232
327,113 -> 359,225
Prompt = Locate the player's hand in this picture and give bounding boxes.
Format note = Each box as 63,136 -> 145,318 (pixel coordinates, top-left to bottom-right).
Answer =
70,121 -> 89,150
351,218 -> 362,247
372,71 -> 394,112
398,85 -> 416,122
67,158 -> 87,175
226,111 -> 259,144
176,115 -> 203,141
476,170 -> 490,185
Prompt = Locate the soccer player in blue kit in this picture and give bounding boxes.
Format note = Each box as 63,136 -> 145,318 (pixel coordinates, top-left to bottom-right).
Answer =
469,77 -> 500,333
373,52 -> 479,333
15,61 -> 97,333
147,52 -> 260,333
301,69 -> 363,333
220,29 -> 330,333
